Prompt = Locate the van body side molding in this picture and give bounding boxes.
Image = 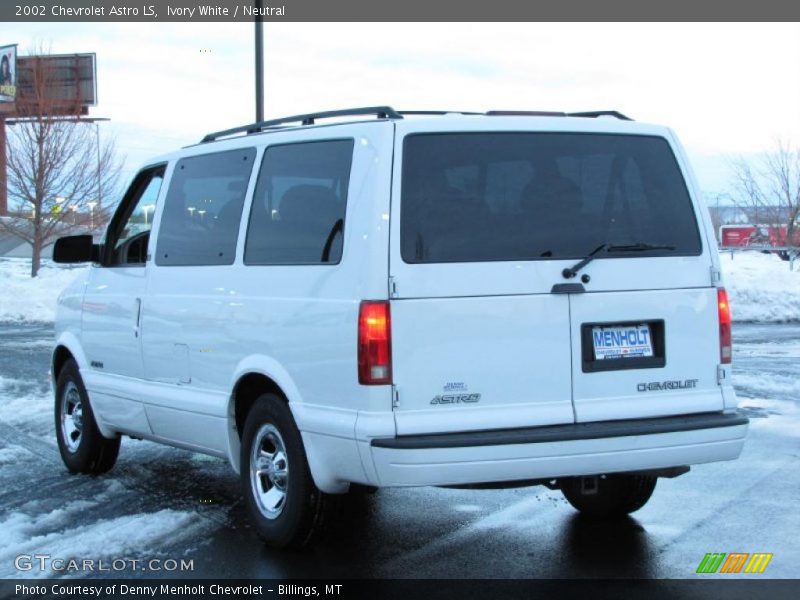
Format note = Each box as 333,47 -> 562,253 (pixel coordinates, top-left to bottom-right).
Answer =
371,412 -> 748,449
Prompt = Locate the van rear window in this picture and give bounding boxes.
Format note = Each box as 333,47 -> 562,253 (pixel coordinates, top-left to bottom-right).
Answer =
400,133 -> 702,264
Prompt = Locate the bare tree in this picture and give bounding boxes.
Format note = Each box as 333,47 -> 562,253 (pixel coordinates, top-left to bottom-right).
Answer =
730,139 -> 800,251
0,52 -> 122,277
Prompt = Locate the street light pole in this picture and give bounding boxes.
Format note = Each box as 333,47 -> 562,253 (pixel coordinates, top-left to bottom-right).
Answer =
255,0 -> 264,122
96,122 -> 101,208
87,200 -> 97,230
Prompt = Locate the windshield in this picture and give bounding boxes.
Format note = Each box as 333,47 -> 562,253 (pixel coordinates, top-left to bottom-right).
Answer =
400,132 -> 702,264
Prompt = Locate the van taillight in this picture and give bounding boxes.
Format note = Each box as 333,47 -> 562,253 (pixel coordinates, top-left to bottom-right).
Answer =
718,288 -> 732,364
358,301 -> 392,385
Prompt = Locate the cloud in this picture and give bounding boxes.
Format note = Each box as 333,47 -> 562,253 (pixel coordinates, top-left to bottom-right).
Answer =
8,22 -> 800,190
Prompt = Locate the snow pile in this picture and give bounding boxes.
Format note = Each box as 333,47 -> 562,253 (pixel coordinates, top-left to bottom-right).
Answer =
0,258 -> 88,323
721,251 -> 800,323
0,376 -> 52,435
0,482 -> 212,578
0,445 -> 36,466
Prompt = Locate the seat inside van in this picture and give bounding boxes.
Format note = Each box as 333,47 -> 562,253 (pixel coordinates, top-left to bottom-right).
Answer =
247,184 -> 344,264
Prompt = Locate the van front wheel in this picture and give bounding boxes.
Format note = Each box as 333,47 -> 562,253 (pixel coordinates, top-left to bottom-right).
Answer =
560,473 -> 657,517
240,394 -> 332,549
55,359 -> 120,474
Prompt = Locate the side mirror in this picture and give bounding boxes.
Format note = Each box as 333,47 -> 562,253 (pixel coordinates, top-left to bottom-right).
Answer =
52,235 -> 101,264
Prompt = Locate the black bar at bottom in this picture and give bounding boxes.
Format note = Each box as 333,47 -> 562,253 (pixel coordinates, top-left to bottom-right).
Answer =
0,579 -> 795,600
371,411 -> 748,449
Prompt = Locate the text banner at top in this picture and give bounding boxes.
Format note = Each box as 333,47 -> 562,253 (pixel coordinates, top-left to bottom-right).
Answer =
3,0 -> 800,22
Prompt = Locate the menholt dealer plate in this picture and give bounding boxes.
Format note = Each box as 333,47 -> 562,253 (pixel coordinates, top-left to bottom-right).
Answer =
592,323 -> 654,360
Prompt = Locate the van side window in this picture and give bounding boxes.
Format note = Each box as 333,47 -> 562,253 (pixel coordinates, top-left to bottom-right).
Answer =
155,148 -> 255,266
244,139 -> 354,265
105,165 -> 165,267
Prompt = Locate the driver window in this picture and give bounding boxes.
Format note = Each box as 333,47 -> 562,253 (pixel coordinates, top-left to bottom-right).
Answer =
107,167 -> 165,266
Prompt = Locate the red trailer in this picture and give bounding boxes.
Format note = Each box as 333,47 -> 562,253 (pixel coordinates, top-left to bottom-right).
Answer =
719,224 -> 799,260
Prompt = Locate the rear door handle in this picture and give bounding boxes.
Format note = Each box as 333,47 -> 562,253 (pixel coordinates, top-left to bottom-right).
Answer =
134,297 -> 142,338
551,283 -> 585,294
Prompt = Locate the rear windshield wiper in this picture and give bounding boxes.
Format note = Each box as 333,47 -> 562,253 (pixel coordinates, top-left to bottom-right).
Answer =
562,243 -> 607,279
606,242 -> 676,253
562,241 -> 676,279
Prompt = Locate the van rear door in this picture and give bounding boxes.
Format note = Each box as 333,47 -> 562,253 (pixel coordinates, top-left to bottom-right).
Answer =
388,120 -> 722,436
388,126 -> 575,436
560,133 -> 723,422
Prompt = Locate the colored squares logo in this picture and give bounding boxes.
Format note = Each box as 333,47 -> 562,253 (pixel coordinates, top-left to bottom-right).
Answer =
697,552 -> 773,574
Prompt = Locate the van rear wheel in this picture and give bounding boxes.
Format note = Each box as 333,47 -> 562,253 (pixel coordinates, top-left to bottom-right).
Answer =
240,394 -> 332,549
560,473 -> 657,517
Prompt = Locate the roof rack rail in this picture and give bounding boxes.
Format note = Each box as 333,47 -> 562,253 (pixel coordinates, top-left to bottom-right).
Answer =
486,110 -> 633,121
201,106 -> 403,143
486,110 -> 568,117
567,110 -> 632,121
399,110 -> 483,116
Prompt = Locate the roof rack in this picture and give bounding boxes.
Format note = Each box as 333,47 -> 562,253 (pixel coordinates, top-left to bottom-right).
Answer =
567,110 -> 632,121
398,110 -> 483,116
487,110 -> 632,121
200,106 -> 634,144
486,110 -> 568,117
201,106 -> 403,143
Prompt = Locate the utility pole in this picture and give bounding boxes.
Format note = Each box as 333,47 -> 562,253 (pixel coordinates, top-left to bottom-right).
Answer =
255,0 -> 264,122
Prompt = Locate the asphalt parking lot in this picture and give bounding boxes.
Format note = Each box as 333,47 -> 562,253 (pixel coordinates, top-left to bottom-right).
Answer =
0,323 -> 797,579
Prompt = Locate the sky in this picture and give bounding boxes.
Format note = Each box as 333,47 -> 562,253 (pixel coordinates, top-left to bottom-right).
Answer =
5,22 -> 800,199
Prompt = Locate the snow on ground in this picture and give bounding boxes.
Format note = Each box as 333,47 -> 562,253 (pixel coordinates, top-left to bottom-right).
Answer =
0,258 -> 88,324
0,478 -> 213,578
720,251 -> 800,323
0,444 -> 36,465
0,252 -> 797,324
733,371 -> 800,400
0,375 -> 51,436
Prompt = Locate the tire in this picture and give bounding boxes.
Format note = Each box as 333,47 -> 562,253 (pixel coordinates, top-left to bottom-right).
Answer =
55,359 -> 120,475
560,473 -> 657,518
240,394 -> 332,549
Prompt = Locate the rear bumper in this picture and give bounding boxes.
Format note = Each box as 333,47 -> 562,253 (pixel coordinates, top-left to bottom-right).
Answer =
368,412 -> 748,487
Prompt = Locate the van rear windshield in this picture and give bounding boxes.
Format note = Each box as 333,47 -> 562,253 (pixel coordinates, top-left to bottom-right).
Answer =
400,133 -> 702,264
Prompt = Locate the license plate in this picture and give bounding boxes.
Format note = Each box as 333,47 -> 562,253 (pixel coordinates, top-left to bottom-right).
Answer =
592,324 -> 653,360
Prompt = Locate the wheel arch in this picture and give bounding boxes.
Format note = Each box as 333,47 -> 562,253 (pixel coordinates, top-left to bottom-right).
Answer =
226,356 -> 304,475
52,345 -> 75,383
52,331 -> 89,384
225,356 -> 351,494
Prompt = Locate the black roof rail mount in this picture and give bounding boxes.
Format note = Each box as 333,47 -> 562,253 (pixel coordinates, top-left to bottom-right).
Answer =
201,106 -> 403,143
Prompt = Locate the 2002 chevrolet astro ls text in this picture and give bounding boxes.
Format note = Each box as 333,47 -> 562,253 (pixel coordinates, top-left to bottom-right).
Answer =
17,4 -> 286,18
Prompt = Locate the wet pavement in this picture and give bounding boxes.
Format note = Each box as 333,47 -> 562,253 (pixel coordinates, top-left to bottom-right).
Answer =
0,322 -> 798,579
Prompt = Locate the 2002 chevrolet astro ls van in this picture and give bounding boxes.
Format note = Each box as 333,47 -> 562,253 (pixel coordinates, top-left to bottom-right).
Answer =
51,107 -> 748,548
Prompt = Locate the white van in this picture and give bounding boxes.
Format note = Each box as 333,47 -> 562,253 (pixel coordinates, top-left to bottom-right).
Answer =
52,107 -> 748,548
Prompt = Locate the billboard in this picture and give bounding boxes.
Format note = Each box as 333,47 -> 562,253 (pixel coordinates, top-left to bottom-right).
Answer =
0,53 -> 97,117
0,44 -> 16,102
